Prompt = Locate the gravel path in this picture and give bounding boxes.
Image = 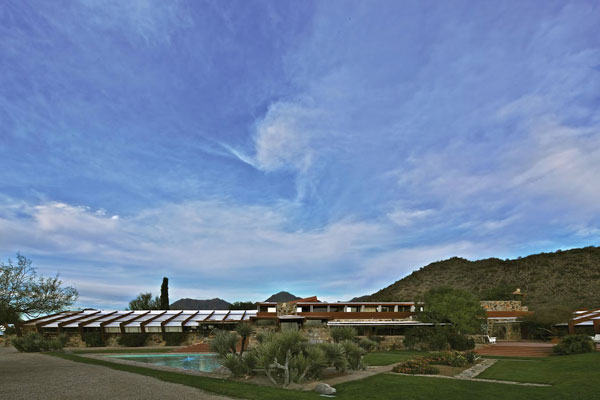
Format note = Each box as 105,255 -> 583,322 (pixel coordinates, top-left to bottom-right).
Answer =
0,347 -> 235,400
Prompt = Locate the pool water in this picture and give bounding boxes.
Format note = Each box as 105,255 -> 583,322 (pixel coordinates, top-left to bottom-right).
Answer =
106,353 -> 221,372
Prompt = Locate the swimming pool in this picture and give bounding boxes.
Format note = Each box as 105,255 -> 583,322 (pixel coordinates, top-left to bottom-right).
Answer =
105,353 -> 221,372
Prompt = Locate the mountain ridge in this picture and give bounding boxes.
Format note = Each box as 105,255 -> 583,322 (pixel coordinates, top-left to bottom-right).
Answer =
357,246 -> 600,309
170,298 -> 231,310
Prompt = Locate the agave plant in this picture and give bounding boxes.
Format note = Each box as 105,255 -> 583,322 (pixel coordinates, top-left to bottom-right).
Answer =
252,331 -> 327,386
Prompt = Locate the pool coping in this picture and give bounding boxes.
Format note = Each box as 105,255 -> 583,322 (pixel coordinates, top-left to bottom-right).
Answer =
81,353 -> 231,379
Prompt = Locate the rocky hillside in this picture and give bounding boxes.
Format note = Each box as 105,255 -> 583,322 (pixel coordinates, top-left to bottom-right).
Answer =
265,291 -> 299,302
170,298 -> 231,310
358,246 -> 600,309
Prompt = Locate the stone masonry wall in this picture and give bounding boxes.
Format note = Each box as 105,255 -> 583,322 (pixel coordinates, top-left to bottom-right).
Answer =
480,301 -> 528,312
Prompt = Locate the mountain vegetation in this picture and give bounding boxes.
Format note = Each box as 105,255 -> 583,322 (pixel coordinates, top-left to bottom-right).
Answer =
357,246 -> 600,309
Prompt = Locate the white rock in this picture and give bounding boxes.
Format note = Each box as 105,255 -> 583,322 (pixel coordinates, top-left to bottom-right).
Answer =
315,383 -> 336,395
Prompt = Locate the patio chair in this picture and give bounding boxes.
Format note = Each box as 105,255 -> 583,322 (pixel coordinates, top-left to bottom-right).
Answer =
593,334 -> 600,344
486,335 -> 496,344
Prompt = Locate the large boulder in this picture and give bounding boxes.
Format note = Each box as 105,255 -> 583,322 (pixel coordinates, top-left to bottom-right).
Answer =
315,383 -> 336,395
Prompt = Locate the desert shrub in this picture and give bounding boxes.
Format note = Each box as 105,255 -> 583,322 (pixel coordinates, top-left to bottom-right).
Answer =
342,340 -> 367,370
83,332 -> 104,347
403,327 -> 448,351
369,335 -> 385,344
117,333 -> 147,347
330,326 -> 357,343
210,330 -> 240,356
12,332 -> 66,352
164,332 -> 185,346
404,326 -> 474,351
447,331 -> 475,350
392,359 -> 439,375
304,346 -> 327,379
255,331 -> 273,344
319,342 -> 348,371
251,331 -> 327,386
358,337 -> 378,352
553,335 -> 595,355
221,353 -> 252,377
464,350 -> 477,363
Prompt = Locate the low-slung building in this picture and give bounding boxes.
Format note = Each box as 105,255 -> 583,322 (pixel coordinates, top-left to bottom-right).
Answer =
21,297 -> 533,341
21,309 -> 257,341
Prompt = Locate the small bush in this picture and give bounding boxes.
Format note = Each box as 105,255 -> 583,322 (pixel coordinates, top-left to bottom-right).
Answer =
369,335 -> 385,344
330,326 -> 357,343
465,350 -> 477,364
393,359 -> 439,375
447,332 -> 475,351
403,327 -> 449,351
342,340 -> 367,370
404,327 -> 474,351
83,332 -> 104,347
164,332 -> 185,346
117,333 -> 147,347
12,332 -> 66,352
358,337 -> 378,352
221,353 -> 251,377
553,335 -> 595,355
319,342 -> 348,371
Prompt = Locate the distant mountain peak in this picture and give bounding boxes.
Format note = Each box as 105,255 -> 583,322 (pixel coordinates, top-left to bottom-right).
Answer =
265,291 -> 300,302
170,297 -> 231,310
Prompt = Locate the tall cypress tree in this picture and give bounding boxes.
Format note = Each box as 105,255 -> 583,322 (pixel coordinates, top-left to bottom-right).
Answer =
160,277 -> 169,310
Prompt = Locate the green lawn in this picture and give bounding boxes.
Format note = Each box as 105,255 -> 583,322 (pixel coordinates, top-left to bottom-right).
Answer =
479,352 -> 600,387
47,351 -> 600,400
337,352 -> 600,399
364,350 -> 426,366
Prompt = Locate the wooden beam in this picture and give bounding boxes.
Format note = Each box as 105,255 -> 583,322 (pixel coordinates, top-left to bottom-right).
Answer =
160,311 -> 183,338
222,311 -> 231,323
120,311 -> 150,334
36,311 -> 83,333
21,310 -> 71,326
78,311 -> 118,339
140,311 -> 168,334
57,310 -> 101,333
100,311 -> 134,341
180,311 -> 200,330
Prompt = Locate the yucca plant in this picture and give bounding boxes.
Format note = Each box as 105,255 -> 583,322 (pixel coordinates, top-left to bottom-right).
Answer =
319,342 -> 348,371
235,322 -> 254,355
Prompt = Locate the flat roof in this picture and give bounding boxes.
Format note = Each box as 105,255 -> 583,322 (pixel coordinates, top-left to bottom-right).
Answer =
26,309 -> 257,329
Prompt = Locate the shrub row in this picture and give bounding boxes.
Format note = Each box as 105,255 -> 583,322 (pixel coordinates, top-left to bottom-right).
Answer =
403,326 -> 475,351
12,332 -> 68,352
422,350 -> 477,367
553,335 -> 595,355
392,350 -> 477,375
392,358 -> 440,375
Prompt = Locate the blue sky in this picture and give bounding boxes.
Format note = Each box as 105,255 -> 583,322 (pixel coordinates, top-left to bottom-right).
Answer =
1,1 -> 599,309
